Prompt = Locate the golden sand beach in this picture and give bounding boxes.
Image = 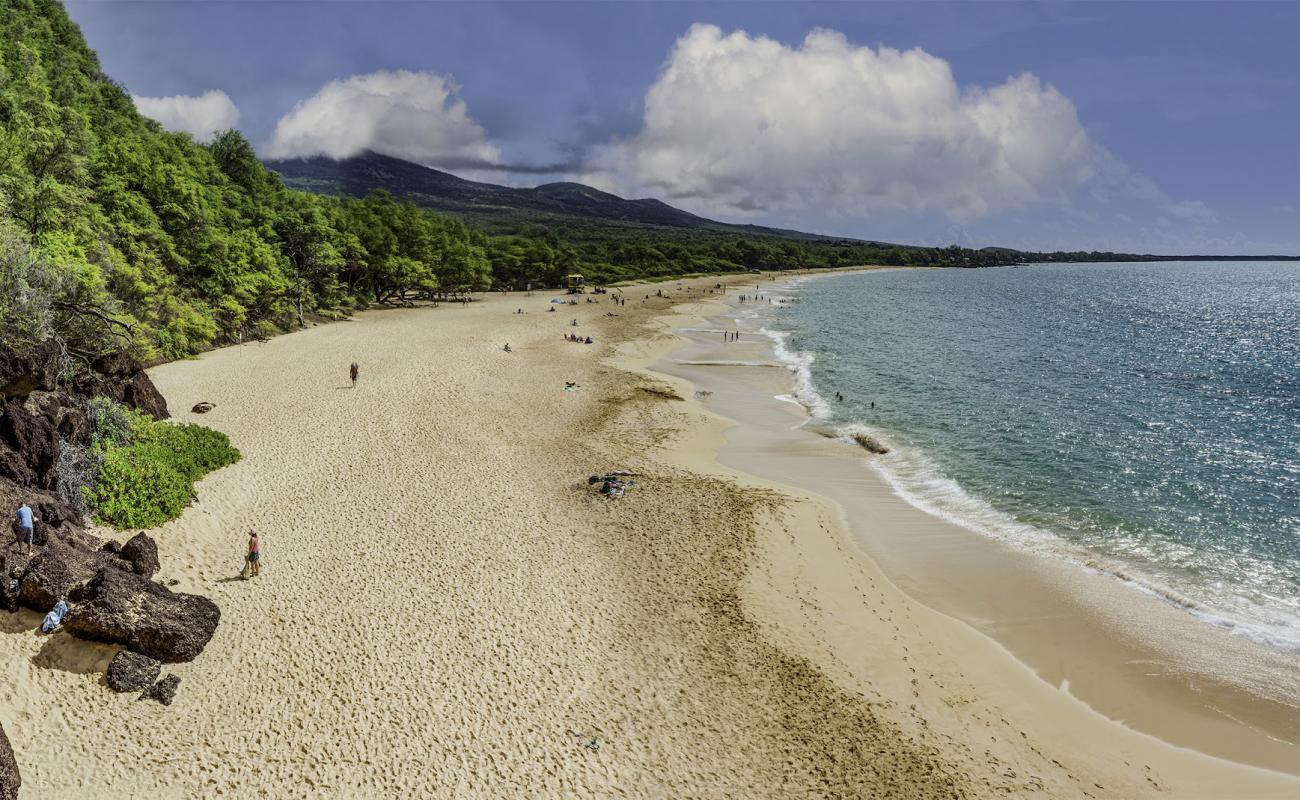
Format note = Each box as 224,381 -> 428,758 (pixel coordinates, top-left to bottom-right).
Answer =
1,273 -> 1297,797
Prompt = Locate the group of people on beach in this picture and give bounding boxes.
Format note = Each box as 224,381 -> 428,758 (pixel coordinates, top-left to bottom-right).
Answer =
565,334 -> 593,344
722,331 -> 741,343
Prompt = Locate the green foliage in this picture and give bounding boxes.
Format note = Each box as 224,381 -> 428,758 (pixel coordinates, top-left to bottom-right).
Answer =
133,417 -> 241,483
84,400 -> 241,528
85,443 -> 194,529
3,0 -> 1237,365
87,395 -> 132,447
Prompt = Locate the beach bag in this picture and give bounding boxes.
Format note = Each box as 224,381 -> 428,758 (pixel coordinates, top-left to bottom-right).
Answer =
241,555 -> 253,579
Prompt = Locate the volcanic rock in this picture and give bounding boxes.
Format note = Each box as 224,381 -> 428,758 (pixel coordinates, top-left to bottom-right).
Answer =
0,340 -> 61,399
140,673 -> 181,706
64,569 -> 219,662
85,352 -> 169,419
18,540 -> 104,611
106,650 -> 162,693
0,720 -> 20,800
0,398 -> 60,490
118,532 -> 160,579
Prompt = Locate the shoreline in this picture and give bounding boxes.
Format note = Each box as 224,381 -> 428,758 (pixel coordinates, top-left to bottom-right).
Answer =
644,271 -> 1300,776
2,270 -> 1296,796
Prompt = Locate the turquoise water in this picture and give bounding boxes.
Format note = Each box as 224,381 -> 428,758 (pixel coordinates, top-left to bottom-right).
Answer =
759,262 -> 1300,650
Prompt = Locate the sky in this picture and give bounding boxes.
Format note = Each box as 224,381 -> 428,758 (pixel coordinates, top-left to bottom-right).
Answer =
64,1 -> 1300,255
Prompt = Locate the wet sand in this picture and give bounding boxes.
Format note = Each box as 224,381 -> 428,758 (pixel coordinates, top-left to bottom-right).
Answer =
0,272 -> 1296,797
653,278 -> 1300,776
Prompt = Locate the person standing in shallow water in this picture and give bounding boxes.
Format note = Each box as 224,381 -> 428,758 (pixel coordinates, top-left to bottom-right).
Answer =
350,362 -> 359,386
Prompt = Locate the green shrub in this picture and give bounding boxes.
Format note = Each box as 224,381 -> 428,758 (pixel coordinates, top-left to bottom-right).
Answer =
84,402 -> 241,528
87,396 -> 134,448
86,445 -> 195,528
135,420 -> 241,483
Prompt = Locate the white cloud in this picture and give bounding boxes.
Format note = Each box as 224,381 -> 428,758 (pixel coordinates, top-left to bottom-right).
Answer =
132,90 -> 240,141
263,70 -> 499,167
588,24 -> 1102,221
1165,200 -> 1218,225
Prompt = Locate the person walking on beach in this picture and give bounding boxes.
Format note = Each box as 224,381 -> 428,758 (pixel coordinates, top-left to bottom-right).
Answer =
243,528 -> 261,579
350,362 -> 359,386
15,502 -> 34,554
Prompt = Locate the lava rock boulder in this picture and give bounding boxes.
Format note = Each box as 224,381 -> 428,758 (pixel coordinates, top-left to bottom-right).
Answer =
106,650 -> 162,693
140,673 -> 181,706
0,721 -> 19,800
118,532 -> 160,579
65,569 -> 219,662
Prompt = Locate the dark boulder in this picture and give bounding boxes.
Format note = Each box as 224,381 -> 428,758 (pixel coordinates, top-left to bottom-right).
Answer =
33,496 -> 80,531
0,720 -> 19,800
124,373 -> 169,420
18,540 -> 104,611
106,650 -> 162,693
191,401 -> 215,414
84,352 -> 169,420
24,391 -> 89,446
0,399 -> 60,490
64,569 -> 219,663
118,533 -> 160,579
0,339 -> 62,399
140,673 -> 181,706
0,548 -> 34,613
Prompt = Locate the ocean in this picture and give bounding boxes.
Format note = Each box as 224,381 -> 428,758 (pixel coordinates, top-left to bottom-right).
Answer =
755,262 -> 1300,651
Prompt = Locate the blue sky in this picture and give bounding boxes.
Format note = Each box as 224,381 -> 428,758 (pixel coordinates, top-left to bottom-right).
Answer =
66,1 -> 1300,255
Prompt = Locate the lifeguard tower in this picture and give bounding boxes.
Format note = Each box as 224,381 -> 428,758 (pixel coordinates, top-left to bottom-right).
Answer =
565,273 -> 586,294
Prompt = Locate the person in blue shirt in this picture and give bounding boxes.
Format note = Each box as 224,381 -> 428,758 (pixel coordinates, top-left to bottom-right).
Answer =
15,502 -> 34,554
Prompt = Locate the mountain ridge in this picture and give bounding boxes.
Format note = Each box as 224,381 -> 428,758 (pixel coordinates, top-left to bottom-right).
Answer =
264,150 -> 860,242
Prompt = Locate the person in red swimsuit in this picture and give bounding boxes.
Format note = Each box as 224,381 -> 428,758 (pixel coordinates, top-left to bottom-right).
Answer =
245,528 -> 261,578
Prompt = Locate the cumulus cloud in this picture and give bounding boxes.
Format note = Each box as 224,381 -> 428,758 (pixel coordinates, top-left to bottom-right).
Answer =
263,70 -> 499,167
589,25 -> 1102,221
132,90 -> 240,141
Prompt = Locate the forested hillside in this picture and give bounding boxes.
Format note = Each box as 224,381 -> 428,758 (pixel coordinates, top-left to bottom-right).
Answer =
0,0 -> 1215,366
0,0 -> 492,362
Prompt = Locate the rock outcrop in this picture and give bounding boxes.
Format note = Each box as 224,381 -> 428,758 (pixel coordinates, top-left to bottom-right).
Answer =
118,532 -> 160,579
140,673 -> 181,706
65,569 -> 219,663
0,339 -> 61,399
79,352 -> 169,420
17,534 -> 105,611
0,342 -> 219,785
0,721 -> 19,800
106,650 -> 162,693
0,397 -> 61,490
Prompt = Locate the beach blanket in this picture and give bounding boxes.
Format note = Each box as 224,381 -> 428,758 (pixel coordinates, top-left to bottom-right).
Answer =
41,599 -> 68,633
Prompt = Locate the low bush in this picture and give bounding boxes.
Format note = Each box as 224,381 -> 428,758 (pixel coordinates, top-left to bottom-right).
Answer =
84,402 -> 241,528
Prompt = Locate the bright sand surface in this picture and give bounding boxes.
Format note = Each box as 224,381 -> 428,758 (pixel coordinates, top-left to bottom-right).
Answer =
1,272 -> 1297,797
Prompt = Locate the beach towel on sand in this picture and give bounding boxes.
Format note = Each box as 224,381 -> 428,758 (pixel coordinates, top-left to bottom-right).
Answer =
42,599 -> 68,633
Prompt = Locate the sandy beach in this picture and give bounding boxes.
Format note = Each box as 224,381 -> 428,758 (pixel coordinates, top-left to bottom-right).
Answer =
2,273 -> 1297,797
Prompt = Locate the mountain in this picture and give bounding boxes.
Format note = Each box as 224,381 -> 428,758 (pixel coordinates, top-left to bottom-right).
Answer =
264,151 -> 847,241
